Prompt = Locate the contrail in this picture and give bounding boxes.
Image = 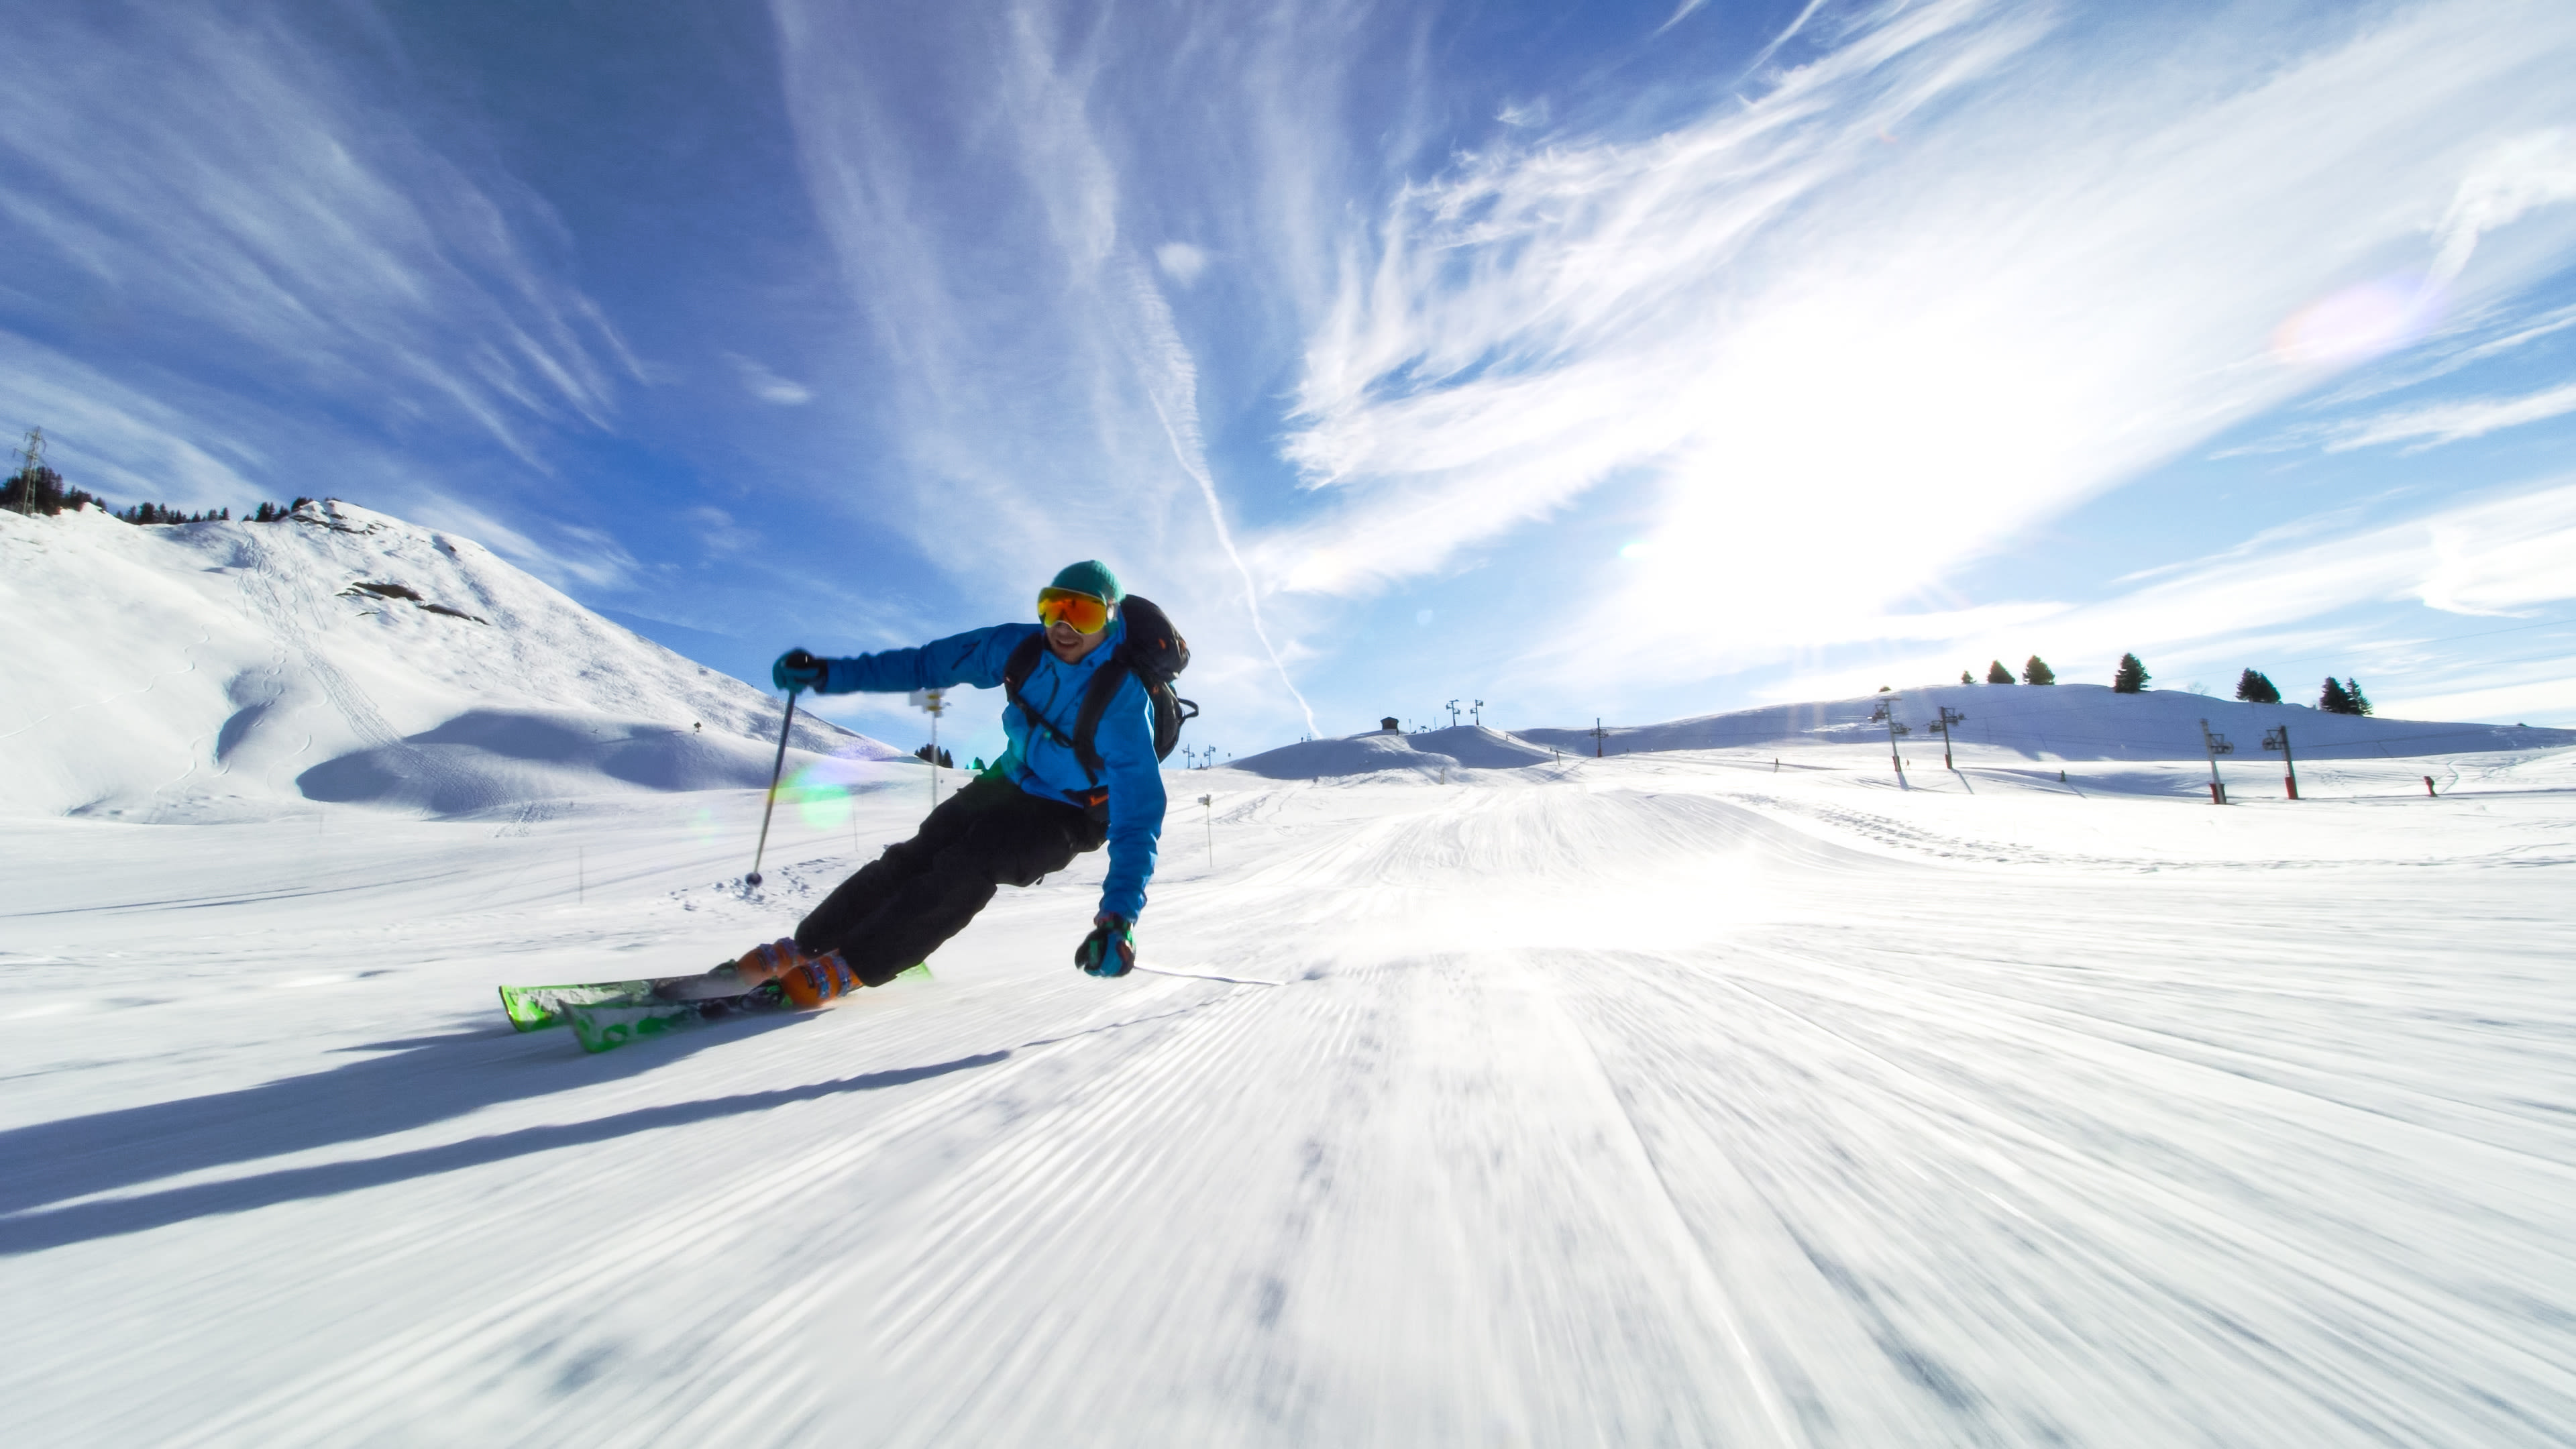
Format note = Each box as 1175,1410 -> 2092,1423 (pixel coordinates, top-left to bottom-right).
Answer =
1126,261 -> 1321,737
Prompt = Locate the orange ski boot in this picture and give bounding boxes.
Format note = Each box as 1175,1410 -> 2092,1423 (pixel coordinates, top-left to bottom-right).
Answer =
777,949 -> 861,1009
732,938 -> 806,985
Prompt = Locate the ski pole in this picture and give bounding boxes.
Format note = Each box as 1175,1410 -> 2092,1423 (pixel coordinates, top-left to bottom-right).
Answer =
747,688 -> 800,888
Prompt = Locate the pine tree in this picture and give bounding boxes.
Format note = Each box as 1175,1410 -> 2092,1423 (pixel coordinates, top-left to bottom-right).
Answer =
1986,660 -> 2015,684
2023,655 -> 2055,686
1,465 -> 95,516
2235,669 -> 2280,704
2319,678 -> 2355,714
2345,678 -> 2371,716
2112,653 -> 2149,693
1960,669 -> 1974,685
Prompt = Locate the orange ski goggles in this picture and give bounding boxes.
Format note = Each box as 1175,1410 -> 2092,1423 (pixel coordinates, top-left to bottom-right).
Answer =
1036,586 -> 1114,635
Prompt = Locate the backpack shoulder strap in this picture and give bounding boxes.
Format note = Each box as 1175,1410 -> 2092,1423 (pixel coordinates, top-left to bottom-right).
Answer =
1068,650 -> 1134,780
1004,631 -> 1088,770
1002,631 -> 1046,700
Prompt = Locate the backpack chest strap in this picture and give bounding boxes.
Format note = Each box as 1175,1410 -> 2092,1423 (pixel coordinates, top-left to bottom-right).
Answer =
1004,633 -> 1121,785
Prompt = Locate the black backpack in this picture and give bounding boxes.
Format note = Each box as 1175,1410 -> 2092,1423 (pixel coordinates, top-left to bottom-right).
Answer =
1002,595 -> 1198,793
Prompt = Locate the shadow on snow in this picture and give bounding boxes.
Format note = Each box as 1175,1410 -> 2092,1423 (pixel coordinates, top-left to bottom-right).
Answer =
0,1016 -> 1008,1254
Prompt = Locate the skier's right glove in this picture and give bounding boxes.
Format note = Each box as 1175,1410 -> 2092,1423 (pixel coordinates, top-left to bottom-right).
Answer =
772,648 -> 828,692
1075,914 -> 1136,977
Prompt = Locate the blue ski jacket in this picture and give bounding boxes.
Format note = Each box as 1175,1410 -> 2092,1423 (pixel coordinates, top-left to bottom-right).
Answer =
814,621 -> 1164,922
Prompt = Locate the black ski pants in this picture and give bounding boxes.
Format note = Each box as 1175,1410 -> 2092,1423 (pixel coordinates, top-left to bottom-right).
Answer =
795,771 -> 1108,985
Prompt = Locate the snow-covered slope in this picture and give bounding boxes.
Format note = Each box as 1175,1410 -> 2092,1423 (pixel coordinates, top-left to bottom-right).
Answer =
1239,689 -> 2573,786
1519,682 -> 2576,762
0,500 -> 902,820
1231,724 -> 1559,780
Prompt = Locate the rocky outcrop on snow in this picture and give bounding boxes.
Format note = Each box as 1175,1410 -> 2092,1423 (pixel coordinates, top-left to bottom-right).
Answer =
0,499 -> 903,819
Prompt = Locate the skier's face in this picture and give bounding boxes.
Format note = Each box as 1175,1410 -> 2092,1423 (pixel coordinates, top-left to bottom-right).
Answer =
1046,616 -> 1111,662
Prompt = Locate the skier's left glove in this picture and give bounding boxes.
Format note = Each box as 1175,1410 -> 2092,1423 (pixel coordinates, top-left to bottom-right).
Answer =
1075,913 -> 1136,977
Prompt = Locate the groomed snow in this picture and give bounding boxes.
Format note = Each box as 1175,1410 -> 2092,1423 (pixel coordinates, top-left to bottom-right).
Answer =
6,735 -> 2573,1445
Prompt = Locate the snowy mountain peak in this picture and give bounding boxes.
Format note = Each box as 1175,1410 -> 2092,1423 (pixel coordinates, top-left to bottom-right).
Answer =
0,500 -> 901,820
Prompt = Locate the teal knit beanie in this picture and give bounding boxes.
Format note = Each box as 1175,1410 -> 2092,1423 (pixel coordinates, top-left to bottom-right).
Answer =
1049,559 -> 1123,606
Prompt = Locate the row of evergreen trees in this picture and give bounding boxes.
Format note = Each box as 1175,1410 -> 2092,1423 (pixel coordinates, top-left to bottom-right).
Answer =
1963,656 -> 2057,686
2224,666 -> 2371,712
121,497 -> 314,524
1,466 -> 105,517
5,462 -> 313,527
119,502 -> 232,524
1964,653 -> 2375,713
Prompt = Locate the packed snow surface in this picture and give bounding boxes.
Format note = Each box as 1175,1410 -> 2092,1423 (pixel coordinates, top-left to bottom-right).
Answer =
0,501 -> 897,821
6,735 -> 2573,1446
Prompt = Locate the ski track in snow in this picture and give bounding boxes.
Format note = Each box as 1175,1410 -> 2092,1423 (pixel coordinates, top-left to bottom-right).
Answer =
2,749 -> 2573,1445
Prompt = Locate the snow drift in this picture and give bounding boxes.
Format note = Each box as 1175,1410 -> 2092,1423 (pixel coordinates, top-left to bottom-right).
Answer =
1517,682 -> 2576,763
1231,724 -> 1561,780
0,500 -> 902,820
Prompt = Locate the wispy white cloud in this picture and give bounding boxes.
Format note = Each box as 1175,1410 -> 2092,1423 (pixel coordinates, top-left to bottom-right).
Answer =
685,506 -> 763,556
2426,128 -> 2576,289
0,4 -> 633,465
724,352 -> 814,406
2326,381 -> 2576,451
552,526 -> 644,590
1153,242 -> 1210,287
1272,0 -> 2576,698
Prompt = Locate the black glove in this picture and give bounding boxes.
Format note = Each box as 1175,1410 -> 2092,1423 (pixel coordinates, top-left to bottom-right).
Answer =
771,648 -> 827,692
1075,914 -> 1136,977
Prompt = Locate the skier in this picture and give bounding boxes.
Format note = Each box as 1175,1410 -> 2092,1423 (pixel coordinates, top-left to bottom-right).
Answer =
734,561 -> 1166,1005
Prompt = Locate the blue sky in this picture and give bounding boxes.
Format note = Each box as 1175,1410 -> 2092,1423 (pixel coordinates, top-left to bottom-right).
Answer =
7,0 -> 2576,764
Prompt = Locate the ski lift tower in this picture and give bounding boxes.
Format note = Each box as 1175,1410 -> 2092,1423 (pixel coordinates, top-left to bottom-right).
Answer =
11,427 -> 42,517
1446,699 -> 1461,728
1869,696 -> 1912,784
1470,699 -> 1484,728
2198,718 -> 2235,804
909,688 -> 947,805
2263,724 -> 2300,800
1930,706 -> 1966,771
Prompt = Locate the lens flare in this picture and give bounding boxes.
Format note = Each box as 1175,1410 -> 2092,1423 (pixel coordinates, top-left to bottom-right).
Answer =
786,753 -> 888,830
2273,274 -> 2440,367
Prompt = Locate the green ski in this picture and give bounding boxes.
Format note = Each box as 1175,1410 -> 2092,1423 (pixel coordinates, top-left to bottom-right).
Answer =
563,983 -> 792,1053
499,979 -> 661,1032
501,963 -> 934,1039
